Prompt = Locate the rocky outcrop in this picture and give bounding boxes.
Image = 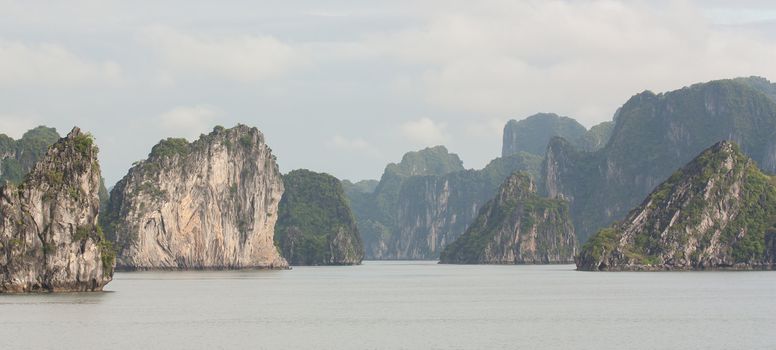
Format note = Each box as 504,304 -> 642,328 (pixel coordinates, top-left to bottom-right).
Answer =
577,141 -> 776,271
440,173 -> 576,264
104,125 -> 287,270
502,113 -> 587,157
389,171 -> 492,259
0,128 -> 114,292
349,146 -> 467,260
275,169 -> 364,265
544,77 -> 776,243
577,121 -> 614,151
350,146 -> 542,260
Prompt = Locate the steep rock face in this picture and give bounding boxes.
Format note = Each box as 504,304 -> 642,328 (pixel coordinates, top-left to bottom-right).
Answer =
544,77 -> 776,242
351,147 -> 542,259
104,125 -> 287,269
440,173 -> 576,264
386,145 -> 465,176
577,121 -> 614,152
390,171 -> 492,259
349,146 -> 467,259
502,113 -> 587,157
0,126 -> 60,184
275,169 -> 364,265
577,141 -> 776,271
0,128 -> 114,292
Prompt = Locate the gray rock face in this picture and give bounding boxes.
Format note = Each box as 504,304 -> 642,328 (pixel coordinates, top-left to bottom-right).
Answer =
105,125 -> 287,270
577,141 -> 776,271
544,77 -> 776,243
352,148 -> 542,260
389,173 -> 485,259
0,128 -> 114,292
502,113 -> 587,157
440,173 -> 577,264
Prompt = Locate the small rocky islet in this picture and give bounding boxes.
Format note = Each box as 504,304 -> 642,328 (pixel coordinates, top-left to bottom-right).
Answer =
275,169 -> 364,265
439,172 -> 577,264
577,141 -> 776,271
0,128 -> 114,292
103,125 -> 289,270
4,76 -> 776,292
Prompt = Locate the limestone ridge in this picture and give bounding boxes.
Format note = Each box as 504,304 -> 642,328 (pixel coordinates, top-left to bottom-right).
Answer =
502,113 -> 587,157
104,125 -> 287,269
275,169 -> 364,265
0,127 -> 114,292
349,145 -> 542,260
577,141 -> 776,271
543,77 -> 776,242
501,113 -> 614,157
440,173 -> 577,264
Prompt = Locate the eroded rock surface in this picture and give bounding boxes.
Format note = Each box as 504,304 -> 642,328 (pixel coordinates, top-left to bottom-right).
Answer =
0,127 -> 114,292
577,141 -> 776,271
440,173 -> 577,264
105,125 -> 287,269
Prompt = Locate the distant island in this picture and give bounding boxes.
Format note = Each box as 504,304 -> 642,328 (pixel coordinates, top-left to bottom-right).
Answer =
4,76 -> 776,292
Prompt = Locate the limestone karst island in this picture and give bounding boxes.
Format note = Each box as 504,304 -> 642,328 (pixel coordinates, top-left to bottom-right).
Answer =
2,2 -> 776,349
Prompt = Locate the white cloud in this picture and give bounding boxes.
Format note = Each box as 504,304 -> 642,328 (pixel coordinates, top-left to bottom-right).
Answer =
327,135 -> 380,157
159,105 -> 220,140
0,114 -> 39,139
347,1 -> 776,124
401,117 -> 449,146
466,117 -> 509,138
141,26 -> 306,82
0,40 -> 122,87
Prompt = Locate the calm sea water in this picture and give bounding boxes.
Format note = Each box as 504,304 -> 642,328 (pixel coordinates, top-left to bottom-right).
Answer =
1,261 -> 775,349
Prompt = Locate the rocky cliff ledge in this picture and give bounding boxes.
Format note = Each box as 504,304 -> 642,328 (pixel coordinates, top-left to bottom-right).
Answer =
275,169 -> 364,265
577,141 -> 776,271
440,173 -> 577,264
104,125 -> 287,269
0,128 -> 114,292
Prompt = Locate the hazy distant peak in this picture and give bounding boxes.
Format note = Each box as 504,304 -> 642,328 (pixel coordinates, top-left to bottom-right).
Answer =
385,145 -> 464,177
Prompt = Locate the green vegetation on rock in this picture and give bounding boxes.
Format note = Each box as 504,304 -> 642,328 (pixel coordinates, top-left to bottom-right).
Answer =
149,138 -> 190,159
0,126 -> 60,184
0,127 -> 114,292
502,113 -> 588,157
103,124 -> 287,270
348,145 -> 543,260
577,141 -> 776,271
545,77 -> 776,243
385,145 -> 465,177
440,172 -> 577,264
275,169 -> 364,265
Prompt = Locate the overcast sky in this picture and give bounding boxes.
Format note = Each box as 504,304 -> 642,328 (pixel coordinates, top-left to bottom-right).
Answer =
2,0 -> 776,186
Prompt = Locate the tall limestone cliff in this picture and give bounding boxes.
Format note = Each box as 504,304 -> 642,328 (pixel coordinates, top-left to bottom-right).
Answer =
104,125 -> 287,269
349,146 -> 542,259
440,173 -> 576,264
577,121 -> 614,152
275,169 -> 364,265
502,113 -> 587,157
502,113 -> 613,158
349,146 -> 465,259
0,128 -> 114,292
577,141 -> 776,271
544,77 -> 776,242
